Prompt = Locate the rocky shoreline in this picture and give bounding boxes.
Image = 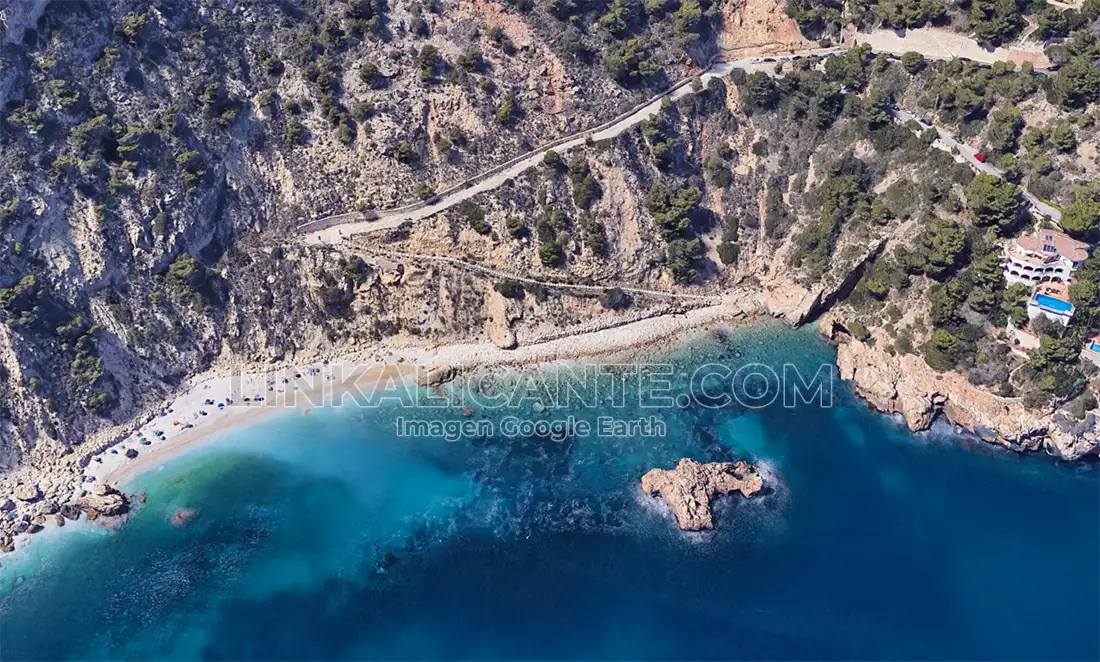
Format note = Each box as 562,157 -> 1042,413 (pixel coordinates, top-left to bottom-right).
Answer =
822,316 -> 1100,462
0,303 -> 762,555
1,302 -> 1097,556
1,482 -> 130,553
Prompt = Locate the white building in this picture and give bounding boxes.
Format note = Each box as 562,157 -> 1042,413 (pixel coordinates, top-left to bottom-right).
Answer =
1026,282 -> 1076,327
1003,229 -> 1089,285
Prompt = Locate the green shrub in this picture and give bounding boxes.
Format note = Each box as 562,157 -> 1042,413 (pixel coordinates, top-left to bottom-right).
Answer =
568,158 -> 600,208
504,214 -> 526,238
457,47 -> 484,71
359,61 -> 380,87
351,100 -> 375,121
539,242 -> 565,267
901,51 -> 925,74
495,280 -> 525,299
496,93 -> 517,124
847,320 -> 871,341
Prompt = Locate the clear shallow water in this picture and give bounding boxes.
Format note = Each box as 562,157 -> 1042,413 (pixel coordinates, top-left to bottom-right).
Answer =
1,326 -> 1097,660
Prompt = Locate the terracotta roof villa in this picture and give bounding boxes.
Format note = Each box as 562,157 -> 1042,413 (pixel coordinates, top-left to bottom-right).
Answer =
1004,229 -> 1090,285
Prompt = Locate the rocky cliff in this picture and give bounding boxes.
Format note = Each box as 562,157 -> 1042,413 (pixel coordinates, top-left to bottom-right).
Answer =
824,317 -> 1100,461
0,0 -> 1097,555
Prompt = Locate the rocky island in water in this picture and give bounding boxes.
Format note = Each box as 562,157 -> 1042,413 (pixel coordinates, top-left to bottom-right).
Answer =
641,458 -> 764,531
0,0 -> 1099,658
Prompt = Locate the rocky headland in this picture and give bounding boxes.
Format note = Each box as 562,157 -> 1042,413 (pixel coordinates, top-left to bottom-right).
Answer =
824,318 -> 1100,461
641,458 -> 764,531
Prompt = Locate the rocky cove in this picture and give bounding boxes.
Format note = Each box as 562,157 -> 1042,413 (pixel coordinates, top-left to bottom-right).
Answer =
823,315 -> 1100,462
1,277 -> 1098,556
1,322 -> 1096,661
0,0 -> 1098,562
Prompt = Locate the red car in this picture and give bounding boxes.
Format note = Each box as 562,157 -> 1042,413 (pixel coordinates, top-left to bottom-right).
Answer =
974,152 -> 987,163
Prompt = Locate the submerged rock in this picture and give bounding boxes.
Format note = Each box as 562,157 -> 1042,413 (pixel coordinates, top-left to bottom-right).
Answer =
418,365 -> 456,388
170,508 -> 199,528
640,458 -> 763,531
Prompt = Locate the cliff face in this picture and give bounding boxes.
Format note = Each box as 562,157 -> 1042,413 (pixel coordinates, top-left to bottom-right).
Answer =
824,317 -> 1100,461
0,0 -> 727,473
0,0 -> 1095,524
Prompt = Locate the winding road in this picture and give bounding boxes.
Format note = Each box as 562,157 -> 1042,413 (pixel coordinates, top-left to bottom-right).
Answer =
888,107 -> 1062,221
302,37 -> 1062,245
300,52 -> 817,244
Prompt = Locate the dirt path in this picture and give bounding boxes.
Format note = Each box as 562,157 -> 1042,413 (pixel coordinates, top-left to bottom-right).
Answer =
361,245 -> 727,304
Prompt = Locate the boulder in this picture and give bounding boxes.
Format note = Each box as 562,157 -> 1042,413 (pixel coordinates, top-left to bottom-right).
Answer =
89,483 -> 113,496
59,504 -> 82,521
641,458 -> 764,531
77,491 -> 128,517
762,281 -> 819,326
124,448 -> 139,459
380,266 -> 404,286
13,484 -> 40,502
53,514 -> 65,527
417,365 -> 456,388
0,498 -> 14,512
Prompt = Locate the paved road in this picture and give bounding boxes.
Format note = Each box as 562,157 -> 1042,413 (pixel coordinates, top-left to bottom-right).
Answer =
301,53 -> 826,245
304,40 -> 1060,245
889,107 -> 1062,221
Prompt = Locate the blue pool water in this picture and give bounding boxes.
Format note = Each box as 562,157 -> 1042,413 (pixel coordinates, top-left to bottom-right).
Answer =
1034,293 -> 1074,313
1090,341 -> 1100,353
0,326 -> 1096,660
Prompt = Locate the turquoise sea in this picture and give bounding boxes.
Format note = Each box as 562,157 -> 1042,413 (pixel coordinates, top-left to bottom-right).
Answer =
1,326 -> 1097,660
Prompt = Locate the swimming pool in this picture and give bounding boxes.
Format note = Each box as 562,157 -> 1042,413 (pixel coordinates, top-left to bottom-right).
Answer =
1034,294 -> 1074,313
1090,341 -> 1100,353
